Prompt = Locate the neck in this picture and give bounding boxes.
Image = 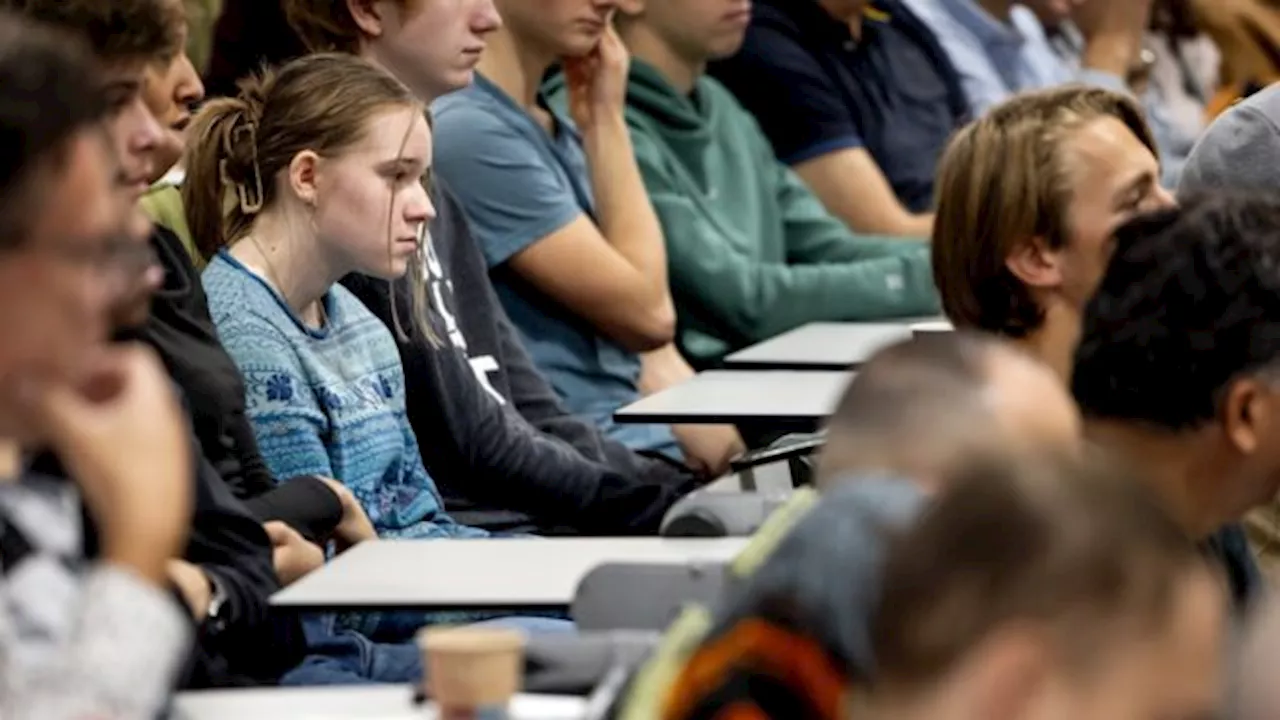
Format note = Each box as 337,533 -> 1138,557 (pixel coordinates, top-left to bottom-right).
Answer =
1013,301 -> 1080,385
0,437 -> 20,481
477,28 -> 556,109
817,0 -> 866,39
621,26 -> 703,95
360,45 -> 442,104
233,208 -> 341,322
862,683 -> 981,720
977,0 -> 1016,21
1085,422 -> 1224,538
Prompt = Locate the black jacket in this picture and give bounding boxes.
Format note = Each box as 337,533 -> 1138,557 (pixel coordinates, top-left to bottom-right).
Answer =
343,182 -> 702,535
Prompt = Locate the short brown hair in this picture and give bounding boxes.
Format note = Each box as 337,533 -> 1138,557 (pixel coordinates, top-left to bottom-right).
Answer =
285,0 -> 415,54
931,86 -> 1156,338
0,9 -> 108,247
872,450 -> 1210,688
818,331 -> 1008,487
2,0 -> 182,63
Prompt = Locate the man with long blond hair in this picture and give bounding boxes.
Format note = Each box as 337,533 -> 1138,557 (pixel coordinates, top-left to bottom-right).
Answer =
931,85 -> 1175,382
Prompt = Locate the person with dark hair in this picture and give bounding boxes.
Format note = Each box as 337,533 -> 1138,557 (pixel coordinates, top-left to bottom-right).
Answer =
0,10 -> 196,717
613,333 -> 1083,718
932,85 -> 1175,381
662,452 -> 1226,720
1073,193 -> 1280,609
11,0 -> 323,689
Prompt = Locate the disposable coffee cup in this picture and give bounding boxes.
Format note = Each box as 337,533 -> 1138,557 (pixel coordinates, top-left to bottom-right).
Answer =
419,626 -> 525,717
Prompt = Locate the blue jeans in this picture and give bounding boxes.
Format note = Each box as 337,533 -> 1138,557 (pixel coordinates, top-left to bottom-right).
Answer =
281,614 -> 576,686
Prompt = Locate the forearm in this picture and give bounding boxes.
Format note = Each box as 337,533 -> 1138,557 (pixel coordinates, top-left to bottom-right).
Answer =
1083,31 -> 1143,78
639,344 -> 696,396
582,114 -> 672,306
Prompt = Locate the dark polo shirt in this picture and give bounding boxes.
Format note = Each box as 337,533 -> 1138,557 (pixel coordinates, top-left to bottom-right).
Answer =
710,0 -> 969,212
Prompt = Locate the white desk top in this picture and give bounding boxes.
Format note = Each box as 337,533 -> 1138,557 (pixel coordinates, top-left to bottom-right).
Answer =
724,317 -> 953,371
613,370 -> 853,426
174,687 -> 586,720
723,322 -> 913,370
272,537 -> 748,612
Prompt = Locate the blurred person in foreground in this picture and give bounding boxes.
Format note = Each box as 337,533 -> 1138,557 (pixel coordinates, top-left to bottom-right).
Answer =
0,9 -> 195,718
612,331 -> 1082,718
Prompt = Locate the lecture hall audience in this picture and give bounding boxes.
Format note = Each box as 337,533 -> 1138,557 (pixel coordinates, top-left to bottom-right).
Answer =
3,1 -> 1277,719
601,0 -> 940,367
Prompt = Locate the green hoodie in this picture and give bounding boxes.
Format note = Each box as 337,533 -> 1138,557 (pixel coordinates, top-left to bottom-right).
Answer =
614,61 -> 940,364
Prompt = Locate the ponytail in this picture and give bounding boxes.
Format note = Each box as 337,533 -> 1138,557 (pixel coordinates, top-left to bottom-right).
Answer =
182,71 -> 272,261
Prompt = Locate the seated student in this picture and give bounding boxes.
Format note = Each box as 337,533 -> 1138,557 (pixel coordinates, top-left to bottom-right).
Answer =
601,0 -> 940,366
708,0 -> 967,237
905,0 -> 1194,184
663,453 -> 1226,720
280,0 -> 704,536
431,0 -> 744,472
11,0 -> 332,687
1020,0 -> 1201,186
932,86 -> 1175,381
1072,196 -> 1280,610
187,54 -> 490,543
0,12 -> 195,716
1174,83 -> 1280,582
614,332 -> 1082,717
1177,79 -> 1280,198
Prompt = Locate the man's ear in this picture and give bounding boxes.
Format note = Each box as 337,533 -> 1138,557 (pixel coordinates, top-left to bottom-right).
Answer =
288,150 -> 321,208
1006,236 -> 1065,290
345,0 -> 387,39
1222,378 -> 1271,456
961,625 -> 1054,720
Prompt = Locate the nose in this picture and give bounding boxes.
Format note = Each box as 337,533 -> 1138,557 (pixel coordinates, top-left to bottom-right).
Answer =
473,0 -> 503,33
1153,184 -> 1177,210
176,54 -> 206,108
129,95 -> 164,154
406,182 -> 436,226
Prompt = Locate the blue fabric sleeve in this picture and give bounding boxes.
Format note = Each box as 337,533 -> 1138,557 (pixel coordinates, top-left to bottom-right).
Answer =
432,99 -> 585,269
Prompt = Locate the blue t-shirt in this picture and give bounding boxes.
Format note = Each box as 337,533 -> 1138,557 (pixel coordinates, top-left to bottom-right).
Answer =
202,251 -> 488,540
432,73 -> 678,456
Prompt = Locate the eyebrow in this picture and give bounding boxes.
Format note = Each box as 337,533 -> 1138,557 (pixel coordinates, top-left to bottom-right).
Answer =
376,157 -> 428,173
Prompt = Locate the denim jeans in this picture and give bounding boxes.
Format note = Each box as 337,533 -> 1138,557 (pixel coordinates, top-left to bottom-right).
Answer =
281,614 -> 576,686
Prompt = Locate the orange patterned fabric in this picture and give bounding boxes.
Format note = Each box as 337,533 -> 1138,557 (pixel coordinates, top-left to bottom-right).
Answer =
662,619 -> 849,720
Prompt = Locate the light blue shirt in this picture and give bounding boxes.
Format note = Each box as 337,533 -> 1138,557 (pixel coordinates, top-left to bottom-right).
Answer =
432,75 -> 680,457
903,0 -> 1127,114
904,0 -> 1186,184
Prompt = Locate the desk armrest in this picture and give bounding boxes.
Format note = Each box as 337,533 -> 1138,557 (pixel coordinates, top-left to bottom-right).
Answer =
572,562 -> 726,632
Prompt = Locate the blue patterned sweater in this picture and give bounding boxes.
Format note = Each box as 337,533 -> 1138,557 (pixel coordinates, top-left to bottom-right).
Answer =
202,251 -> 488,540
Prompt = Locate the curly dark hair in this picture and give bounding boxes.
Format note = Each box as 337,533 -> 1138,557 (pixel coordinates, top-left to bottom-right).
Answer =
1,0 -> 182,63
1072,194 -> 1280,430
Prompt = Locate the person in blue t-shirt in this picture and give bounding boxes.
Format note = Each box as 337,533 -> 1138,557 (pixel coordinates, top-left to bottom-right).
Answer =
431,0 -> 744,476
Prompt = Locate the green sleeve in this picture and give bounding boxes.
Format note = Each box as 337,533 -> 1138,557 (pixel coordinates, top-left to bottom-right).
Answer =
632,130 -> 939,347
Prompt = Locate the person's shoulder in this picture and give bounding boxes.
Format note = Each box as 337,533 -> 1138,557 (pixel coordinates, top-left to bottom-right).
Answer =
433,83 -> 515,135
1180,84 -> 1280,197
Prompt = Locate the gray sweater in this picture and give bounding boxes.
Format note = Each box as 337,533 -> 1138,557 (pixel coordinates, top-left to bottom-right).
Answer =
0,473 -> 189,719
